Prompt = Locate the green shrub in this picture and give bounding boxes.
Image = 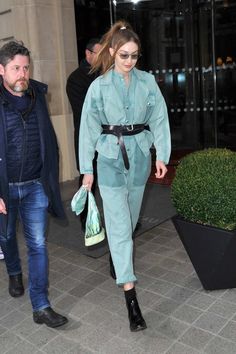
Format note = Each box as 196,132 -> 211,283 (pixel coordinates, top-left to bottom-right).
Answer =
171,148 -> 236,230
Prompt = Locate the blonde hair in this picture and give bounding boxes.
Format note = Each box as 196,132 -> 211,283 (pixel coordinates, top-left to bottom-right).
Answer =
91,20 -> 141,75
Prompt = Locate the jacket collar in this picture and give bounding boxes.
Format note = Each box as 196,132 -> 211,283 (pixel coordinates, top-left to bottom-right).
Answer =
100,67 -> 145,85
29,79 -> 47,94
0,78 -> 47,105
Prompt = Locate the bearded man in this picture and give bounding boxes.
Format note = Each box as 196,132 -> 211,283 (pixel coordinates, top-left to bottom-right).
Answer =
0,41 -> 68,328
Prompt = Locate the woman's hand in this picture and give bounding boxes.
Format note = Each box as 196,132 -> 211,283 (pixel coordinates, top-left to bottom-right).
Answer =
82,174 -> 94,191
0,198 -> 7,215
155,160 -> 168,179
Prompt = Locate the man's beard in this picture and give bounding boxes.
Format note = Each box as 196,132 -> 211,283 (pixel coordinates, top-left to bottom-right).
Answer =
10,78 -> 29,93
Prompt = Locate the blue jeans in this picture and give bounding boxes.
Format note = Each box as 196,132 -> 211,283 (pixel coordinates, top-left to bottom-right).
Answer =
0,180 -> 50,311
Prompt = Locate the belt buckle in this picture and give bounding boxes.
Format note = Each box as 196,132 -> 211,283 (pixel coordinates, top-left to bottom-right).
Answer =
127,124 -> 134,131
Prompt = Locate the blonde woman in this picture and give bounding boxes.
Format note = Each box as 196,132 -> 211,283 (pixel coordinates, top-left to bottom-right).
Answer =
79,20 -> 171,331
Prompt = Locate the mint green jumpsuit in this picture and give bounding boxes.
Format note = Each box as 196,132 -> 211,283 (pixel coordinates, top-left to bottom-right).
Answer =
79,68 -> 171,285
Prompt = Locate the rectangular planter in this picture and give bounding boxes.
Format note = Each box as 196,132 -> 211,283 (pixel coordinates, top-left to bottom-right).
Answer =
172,215 -> 236,290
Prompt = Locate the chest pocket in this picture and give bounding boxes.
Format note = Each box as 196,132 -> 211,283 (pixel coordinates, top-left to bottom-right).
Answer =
91,94 -> 103,112
94,98 -> 108,122
95,99 -> 104,112
145,94 -> 156,120
147,94 -> 156,107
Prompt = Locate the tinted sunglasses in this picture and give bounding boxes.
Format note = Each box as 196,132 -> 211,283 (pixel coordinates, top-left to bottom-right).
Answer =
117,52 -> 141,60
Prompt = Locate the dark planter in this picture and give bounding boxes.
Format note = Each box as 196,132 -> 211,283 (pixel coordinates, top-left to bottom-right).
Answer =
172,215 -> 236,290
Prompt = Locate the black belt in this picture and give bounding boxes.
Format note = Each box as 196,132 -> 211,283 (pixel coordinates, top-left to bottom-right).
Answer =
101,124 -> 149,170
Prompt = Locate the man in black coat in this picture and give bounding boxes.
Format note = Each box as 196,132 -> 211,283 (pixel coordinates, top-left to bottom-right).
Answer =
0,40 -> 68,328
66,38 -> 101,229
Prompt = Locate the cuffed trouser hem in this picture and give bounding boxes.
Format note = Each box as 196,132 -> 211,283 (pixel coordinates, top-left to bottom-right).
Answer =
33,304 -> 51,312
116,276 -> 137,286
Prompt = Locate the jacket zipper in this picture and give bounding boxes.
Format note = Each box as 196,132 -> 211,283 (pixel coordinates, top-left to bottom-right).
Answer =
19,115 -> 27,182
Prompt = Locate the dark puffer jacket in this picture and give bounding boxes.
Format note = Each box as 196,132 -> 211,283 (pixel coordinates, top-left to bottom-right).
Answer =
3,86 -> 42,183
0,79 -> 65,236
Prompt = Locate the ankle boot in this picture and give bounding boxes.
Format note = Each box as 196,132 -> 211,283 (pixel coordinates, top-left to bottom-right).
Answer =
126,296 -> 147,332
109,254 -> 116,280
9,274 -> 24,297
33,307 -> 68,328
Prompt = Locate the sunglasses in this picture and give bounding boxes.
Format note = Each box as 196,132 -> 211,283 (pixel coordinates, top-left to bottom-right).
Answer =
117,52 -> 141,60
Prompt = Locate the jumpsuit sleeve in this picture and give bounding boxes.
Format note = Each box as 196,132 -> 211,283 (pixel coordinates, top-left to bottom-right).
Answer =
79,80 -> 102,174
147,76 -> 171,165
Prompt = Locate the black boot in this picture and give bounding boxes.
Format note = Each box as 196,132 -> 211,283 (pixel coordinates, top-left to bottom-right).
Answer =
9,274 -> 24,297
125,288 -> 147,332
109,254 -> 116,280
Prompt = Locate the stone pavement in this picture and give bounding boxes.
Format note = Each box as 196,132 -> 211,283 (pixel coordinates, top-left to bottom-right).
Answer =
1,182 -> 236,353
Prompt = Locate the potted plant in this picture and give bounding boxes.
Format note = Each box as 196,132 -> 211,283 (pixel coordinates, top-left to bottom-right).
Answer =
171,148 -> 236,290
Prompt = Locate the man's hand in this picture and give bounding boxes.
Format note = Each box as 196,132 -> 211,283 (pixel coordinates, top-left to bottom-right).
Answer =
82,174 -> 94,191
155,160 -> 168,179
0,198 -> 7,214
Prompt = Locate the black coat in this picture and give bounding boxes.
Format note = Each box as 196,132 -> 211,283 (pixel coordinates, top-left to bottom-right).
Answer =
66,59 -> 97,170
0,79 -> 65,236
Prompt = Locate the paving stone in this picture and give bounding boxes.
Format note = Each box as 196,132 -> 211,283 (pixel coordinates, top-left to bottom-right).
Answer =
166,342 -> 201,354
62,320 -> 95,342
69,298 -> 97,319
152,297 -> 182,315
67,345 -> 94,354
172,304 -> 203,324
77,327 -> 115,352
186,292 -> 217,310
54,276 -> 82,292
54,293 -> 79,312
142,308 -> 167,329
12,317 -> 40,338
221,288 -> 236,304
160,270 -> 189,286
26,326 -> 59,348
80,306 -> 112,327
69,282 -> 94,298
178,326 -> 215,350
218,321 -> 236,342
181,275 -> 202,290
0,309 -> 28,329
157,317 -> 190,339
194,311 -> 228,334
83,288 -> 110,305
137,289 -> 164,309
98,336 -> 141,354
208,299 -> 236,318
137,330 -> 174,353
5,339 -> 39,354
82,272 -> 108,287
42,335 -> 78,353
0,331 -> 22,353
204,335 -> 236,354
144,264 -> 168,278
165,285 -> 195,303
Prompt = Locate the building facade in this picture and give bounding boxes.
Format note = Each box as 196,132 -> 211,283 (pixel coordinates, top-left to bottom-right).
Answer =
1,0 -> 235,181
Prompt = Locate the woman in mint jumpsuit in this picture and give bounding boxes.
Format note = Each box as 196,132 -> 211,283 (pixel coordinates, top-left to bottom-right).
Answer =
79,20 -> 171,331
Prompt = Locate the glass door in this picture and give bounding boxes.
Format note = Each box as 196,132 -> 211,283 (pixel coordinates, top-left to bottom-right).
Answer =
110,0 -> 236,152
213,0 -> 236,149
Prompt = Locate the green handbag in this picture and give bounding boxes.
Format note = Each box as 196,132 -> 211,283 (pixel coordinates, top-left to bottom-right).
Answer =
71,186 -> 105,246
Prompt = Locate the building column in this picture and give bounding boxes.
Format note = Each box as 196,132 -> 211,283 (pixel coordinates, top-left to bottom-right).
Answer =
0,0 -> 79,181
